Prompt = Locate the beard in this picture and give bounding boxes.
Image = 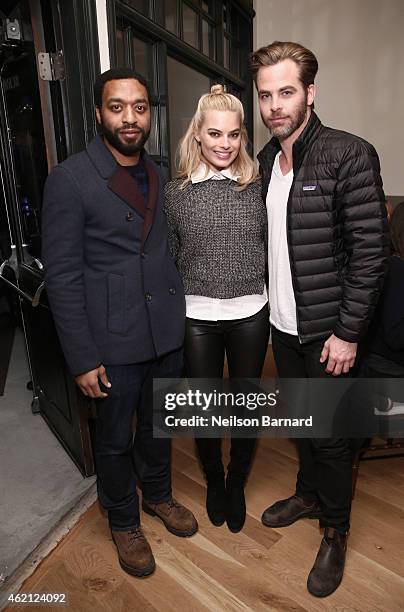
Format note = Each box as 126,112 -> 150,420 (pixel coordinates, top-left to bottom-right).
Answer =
266,94 -> 308,141
100,121 -> 150,156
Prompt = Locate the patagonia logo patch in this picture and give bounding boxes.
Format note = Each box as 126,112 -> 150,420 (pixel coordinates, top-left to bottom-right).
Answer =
302,184 -> 317,191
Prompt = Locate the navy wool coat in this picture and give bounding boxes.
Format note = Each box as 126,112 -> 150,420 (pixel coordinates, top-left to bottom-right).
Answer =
42,136 -> 185,376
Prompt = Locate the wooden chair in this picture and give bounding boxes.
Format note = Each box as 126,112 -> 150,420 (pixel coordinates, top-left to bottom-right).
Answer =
352,436 -> 404,498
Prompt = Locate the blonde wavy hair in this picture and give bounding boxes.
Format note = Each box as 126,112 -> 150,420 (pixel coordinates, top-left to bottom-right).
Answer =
176,84 -> 258,190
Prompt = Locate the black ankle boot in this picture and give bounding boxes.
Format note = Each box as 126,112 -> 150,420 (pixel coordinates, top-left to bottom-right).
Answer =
206,477 -> 226,526
225,477 -> 246,533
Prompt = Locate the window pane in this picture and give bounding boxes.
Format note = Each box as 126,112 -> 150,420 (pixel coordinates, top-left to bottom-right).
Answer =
202,19 -> 214,58
231,9 -> 240,39
144,106 -> 159,156
165,0 -> 178,34
228,87 -> 241,100
121,0 -> 149,17
231,44 -> 241,76
158,105 -> 169,157
223,3 -> 228,32
3,46 -> 48,260
116,27 -> 125,66
182,3 -> 198,49
167,56 -> 210,173
223,36 -> 230,69
132,36 -> 152,82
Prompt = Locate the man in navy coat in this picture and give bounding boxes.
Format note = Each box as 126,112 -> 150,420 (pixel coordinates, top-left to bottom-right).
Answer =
42,68 -> 197,578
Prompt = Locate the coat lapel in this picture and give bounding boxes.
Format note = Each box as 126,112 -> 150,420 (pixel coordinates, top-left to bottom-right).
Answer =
141,157 -> 159,246
107,166 -> 146,218
87,136 -> 160,242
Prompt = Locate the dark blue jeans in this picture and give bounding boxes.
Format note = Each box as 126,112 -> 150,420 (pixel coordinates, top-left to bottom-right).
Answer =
95,348 -> 183,531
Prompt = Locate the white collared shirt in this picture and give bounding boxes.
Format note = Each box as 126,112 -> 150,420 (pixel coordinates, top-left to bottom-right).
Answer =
190,163 -> 241,184
185,163 -> 268,321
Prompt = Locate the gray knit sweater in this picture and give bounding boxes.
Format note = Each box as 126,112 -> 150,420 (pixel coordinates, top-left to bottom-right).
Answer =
164,178 -> 267,299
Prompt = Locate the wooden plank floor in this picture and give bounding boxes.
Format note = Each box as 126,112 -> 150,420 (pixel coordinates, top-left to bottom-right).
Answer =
5,434 -> 404,612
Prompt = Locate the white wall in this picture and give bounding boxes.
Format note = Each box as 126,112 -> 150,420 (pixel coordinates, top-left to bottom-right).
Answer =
253,0 -> 404,196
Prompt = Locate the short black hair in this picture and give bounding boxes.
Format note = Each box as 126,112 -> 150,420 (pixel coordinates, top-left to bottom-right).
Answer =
93,67 -> 150,108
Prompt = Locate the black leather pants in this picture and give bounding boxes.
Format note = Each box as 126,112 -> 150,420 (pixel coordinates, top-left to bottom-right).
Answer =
184,305 -> 270,483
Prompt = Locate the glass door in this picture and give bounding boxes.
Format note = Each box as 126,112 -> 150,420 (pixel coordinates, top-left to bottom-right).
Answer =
0,0 -> 95,475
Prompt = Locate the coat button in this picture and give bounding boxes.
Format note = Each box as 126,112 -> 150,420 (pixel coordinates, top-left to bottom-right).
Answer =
141,251 -> 146,259
145,292 -> 152,301
169,287 -> 176,295
126,212 -> 134,221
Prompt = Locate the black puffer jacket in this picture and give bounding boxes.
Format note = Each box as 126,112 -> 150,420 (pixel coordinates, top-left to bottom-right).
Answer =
258,111 -> 389,344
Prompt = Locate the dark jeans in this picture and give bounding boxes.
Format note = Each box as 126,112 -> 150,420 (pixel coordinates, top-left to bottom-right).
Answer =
271,326 -> 353,533
94,348 -> 183,531
185,305 -> 270,483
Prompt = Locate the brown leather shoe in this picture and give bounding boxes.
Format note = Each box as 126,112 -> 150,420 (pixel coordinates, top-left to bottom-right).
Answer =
261,494 -> 323,528
142,497 -> 198,537
307,528 -> 348,597
111,528 -> 155,577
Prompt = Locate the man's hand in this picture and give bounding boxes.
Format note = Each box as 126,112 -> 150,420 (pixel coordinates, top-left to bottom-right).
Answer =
75,365 -> 111,398
320,335 -> 357,376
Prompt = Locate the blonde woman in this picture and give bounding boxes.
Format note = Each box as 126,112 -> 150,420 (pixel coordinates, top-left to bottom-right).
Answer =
164,85 -> 269,532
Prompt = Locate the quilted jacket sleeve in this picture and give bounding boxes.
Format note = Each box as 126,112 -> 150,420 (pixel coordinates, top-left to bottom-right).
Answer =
333,140 -> 389,342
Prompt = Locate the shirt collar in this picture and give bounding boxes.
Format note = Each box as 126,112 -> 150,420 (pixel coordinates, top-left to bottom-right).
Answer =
190,163 -> 240,184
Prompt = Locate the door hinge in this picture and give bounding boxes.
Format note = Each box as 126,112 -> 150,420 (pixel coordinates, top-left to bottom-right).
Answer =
37,51 -> 65,81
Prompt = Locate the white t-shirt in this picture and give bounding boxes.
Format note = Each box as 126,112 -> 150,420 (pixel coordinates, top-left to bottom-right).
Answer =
266,151 -> 297,335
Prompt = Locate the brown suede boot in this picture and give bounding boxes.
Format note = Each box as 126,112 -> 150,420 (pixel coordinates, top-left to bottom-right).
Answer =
307,528 -> 348,597
142,497 -> 198,537
111,528 -> 155,577
261,494 -> 323,528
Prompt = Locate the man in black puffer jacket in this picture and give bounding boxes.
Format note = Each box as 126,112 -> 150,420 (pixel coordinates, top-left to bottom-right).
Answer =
250,41 -> 388,597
